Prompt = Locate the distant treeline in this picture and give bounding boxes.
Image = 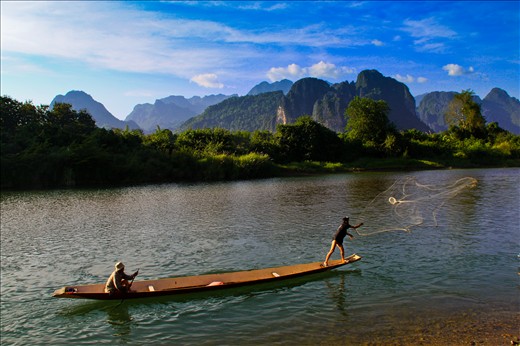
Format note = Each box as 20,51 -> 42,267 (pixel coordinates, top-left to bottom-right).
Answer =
1,93 -> 519,190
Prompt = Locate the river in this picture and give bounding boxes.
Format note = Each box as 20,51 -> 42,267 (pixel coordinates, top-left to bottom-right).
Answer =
1,168 -> 519,345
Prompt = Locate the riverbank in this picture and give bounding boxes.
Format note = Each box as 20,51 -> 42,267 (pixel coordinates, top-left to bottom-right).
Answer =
357,308 -> 520,346
306,305 -> 520,345
277,157 -> 520,176
2,157 -> 519,191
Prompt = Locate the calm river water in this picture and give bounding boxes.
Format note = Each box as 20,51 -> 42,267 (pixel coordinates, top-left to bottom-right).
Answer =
1,168 -> 519,345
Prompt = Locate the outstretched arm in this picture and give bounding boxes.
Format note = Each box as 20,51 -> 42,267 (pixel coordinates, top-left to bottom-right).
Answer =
347,222 -> 363,238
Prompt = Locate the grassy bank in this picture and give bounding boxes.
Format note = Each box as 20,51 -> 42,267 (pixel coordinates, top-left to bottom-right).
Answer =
277,157 -> 520,176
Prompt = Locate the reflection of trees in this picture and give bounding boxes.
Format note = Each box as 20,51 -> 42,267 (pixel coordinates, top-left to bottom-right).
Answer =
347,175 -> 397,206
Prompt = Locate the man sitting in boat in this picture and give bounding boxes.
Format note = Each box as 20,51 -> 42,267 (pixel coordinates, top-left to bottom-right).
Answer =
105,262 -> 138,295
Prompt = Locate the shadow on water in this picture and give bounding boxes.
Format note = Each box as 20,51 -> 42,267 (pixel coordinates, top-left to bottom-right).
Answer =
105,304 -> 134,340
56,299 -> 135,341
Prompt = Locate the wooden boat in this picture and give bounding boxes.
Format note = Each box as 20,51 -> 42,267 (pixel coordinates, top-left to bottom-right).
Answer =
52,254 -> 361,300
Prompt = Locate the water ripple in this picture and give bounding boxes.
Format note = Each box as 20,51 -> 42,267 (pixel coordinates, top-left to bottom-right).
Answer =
1,168 -> 519,345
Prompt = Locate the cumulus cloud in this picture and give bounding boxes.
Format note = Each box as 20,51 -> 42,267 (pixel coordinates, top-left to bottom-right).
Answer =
394,74 -> 428,84
394,74 -> 415,83
442,64 -> 475,76
267,61 -> 355,81
190,73 -> 224,88
371,39 -> 384,46
267,63 -> 305,81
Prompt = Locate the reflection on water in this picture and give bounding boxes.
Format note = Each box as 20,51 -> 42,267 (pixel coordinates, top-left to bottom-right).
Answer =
1,168 -> 519,345
58,300 -> 135,341
323,269 -> 362,318
106,304 -> 133,339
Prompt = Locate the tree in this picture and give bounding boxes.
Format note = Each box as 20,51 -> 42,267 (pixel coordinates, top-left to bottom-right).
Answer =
276,116 -> 343,162
250,130 -> 278,158
445,90 -> 486,136
175,128 -> 235,154
345,97 -> 393,145
143,126 -> 177,155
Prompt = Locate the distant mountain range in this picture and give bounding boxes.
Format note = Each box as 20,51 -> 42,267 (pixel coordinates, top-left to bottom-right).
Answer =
183,70 -> 431,133
415,88 -> 520,134
50,70 -> 520,135
180,91 -> 285,132
126,94 -> 235,133
247,79 -> 293,96
50,91 -> 140,130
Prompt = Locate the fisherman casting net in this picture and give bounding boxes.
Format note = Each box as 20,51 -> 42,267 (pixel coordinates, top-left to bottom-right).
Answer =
356,176 -> 478,236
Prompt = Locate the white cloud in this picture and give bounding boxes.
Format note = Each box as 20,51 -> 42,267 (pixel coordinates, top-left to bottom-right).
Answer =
190,73 -> 224,88
394,74 -> 415,83
309,61 -> 355,79
371,39 -> 384,46
401,17 -> 456,53
267,63 -> 306,81
267,61 -> 355,81
442,64 -> 475,76
394,74 -> 428,84
402,18 -> 456,40
1,1 -> 367,84
1,2 -> 235,78
237,2 -> 289,11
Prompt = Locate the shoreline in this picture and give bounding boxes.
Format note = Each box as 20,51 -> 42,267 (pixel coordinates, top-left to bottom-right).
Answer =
313,306 -> 520,346
362,309 -> 520,346
1,161 -> 519,192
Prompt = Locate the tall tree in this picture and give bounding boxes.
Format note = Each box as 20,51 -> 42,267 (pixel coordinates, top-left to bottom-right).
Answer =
276,116 -> 343,162
345,97 -> 393,145
445,90 -> 486,135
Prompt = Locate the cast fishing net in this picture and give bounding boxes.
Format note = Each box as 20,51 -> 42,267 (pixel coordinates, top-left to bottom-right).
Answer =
356,176 -> 478,236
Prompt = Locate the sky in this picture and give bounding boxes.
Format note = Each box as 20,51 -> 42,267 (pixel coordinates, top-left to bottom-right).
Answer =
1,1 -> 519,120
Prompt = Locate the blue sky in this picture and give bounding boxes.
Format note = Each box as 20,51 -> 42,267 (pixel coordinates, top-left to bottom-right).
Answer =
2,1 -> 519,120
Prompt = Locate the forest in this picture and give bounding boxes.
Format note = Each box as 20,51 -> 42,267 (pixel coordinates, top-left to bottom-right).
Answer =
1,92 -> 519,190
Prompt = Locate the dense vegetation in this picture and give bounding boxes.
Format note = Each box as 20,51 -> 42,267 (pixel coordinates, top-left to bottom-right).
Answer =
1,93 -> 518,190
180,91 -> 284,132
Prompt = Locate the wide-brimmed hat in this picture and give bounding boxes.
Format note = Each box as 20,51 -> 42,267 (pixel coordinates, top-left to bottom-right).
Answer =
115,262 -> 125,270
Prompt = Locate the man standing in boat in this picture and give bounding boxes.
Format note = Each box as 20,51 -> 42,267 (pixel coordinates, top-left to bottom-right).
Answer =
105,262 -> 138,295
323,217 -> 363,267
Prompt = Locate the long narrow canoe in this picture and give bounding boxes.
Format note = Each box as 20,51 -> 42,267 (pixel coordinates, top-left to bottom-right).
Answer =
52,254 -> 361,300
